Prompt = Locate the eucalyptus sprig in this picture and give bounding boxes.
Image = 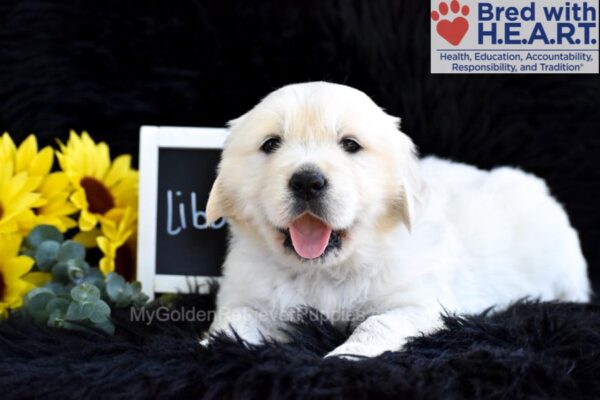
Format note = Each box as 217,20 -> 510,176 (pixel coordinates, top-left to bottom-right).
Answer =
20,225 -> 149,334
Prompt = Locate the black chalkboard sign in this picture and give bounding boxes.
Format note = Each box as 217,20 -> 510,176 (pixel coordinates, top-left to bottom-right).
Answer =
137,127 -> 228,297
156,148 -> 227,276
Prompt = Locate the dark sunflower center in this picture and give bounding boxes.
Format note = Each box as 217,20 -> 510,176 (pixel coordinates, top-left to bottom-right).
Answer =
0,201 -> 4,220
80,177 -> 115,214
0,271 -> 5,300
115,244 -> 135,282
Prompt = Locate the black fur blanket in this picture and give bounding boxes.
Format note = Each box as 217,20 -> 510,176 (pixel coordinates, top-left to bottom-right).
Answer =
1,293 -> 600,399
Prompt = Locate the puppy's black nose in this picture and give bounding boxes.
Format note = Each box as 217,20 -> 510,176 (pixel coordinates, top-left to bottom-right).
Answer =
289,170 -> 327,200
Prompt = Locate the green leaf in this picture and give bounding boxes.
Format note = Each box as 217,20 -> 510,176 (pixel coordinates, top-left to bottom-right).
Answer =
24,287 -> 55,325
57,240 -> 86,262
106,274 -> 126,301
104,273 -> 150,308
130,281 -> 142,294
87,300 -> 111,323
34,241 -> 60,272
107,273 -> 126,287
25,287 -> 55,306
66,300 -> 110,324
132,292 -> 150,307
45,282 -> 71,297
110,285 -> 133,308
51,262 -> 70,284
45,297 -> 70,315
95,320 -> 115,335
84,268 -> 106,291
48,308 -> 66,328
71,283 -> 101,302
65,301 -> 90,321
26,225 -> 63,249
66,259 -> 90,284
128,282 -> 147,307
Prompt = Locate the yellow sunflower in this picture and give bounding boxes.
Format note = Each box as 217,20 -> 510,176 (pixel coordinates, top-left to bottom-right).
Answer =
34,172 -> 78,232
0,178 -> 36,234
0,235 -> 34,318
0,161 -> 41,235
97,207 -> 137,281
0,133 -> 76,233
56,131 -> 138,232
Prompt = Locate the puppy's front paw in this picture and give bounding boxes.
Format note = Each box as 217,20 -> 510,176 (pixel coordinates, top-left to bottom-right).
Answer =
325,342 -> 383,360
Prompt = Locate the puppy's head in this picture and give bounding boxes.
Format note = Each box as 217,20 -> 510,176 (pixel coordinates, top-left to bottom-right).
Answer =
207,82 -> 420,267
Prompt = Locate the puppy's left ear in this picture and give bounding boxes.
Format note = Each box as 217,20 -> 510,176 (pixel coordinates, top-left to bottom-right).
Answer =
398,164 -> 419,232
390,117 -> 422,231
206,175 -> 226,224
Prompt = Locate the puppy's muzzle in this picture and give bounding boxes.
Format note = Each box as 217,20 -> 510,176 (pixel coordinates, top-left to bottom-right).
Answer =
289,168 -> 327,201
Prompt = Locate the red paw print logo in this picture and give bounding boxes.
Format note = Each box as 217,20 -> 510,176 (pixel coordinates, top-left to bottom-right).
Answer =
431,0 -> 470,46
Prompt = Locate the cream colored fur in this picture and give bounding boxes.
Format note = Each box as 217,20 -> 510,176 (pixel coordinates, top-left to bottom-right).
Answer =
205,82 -> 590,358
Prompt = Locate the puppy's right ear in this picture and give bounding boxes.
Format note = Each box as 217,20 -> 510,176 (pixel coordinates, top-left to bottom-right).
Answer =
206,175 -> 226,224
207,112 -> 248,223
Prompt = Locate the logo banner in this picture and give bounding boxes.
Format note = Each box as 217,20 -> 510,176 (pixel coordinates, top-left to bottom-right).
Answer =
431,0 -> 599,73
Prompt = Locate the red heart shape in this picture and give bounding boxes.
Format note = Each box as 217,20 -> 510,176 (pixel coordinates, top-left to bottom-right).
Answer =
436,17 -> 468,46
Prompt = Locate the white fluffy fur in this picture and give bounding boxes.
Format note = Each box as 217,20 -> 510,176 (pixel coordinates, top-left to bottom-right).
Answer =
205,82 -> 590,358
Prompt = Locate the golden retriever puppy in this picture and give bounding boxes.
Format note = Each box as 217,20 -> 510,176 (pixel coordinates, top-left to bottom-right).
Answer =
205,82 -> 589,358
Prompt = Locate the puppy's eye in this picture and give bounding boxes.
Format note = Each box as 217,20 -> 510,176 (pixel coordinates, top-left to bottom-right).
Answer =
340,138 -> 362,154
260,137 -> 281,154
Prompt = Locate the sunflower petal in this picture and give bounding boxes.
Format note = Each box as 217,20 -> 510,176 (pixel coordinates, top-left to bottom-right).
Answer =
4,172 -> 28,201
22,271 -> 52,287
0,163 -> 14,193
39,172 -> 71,195
33,215 -> 65,232
0,234 -> 22,255
55,152 -> 68,173
15,135 -> 38,173
16,209 -> 37,234
31,197 -> 48,208
71,189 -> 88,210
73,228 -> 101,248
0,132 -> 17,159
3,255 -> 35,278
99,256 -> 114,276
61,216 -> 78,230
104,155 -> 132,188
0,220 -> 19,234
96,142 -> 111,179
23,175 -> 43,193
38,196 -> 77,215
97,236 -> 112,254
79,210 -> 98,231
30,146 -> 54,176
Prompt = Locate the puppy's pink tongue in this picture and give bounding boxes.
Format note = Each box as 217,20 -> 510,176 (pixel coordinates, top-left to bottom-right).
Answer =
289,214 -> 332,259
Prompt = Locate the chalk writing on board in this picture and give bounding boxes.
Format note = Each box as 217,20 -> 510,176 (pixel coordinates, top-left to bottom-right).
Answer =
166,190 -> 226,235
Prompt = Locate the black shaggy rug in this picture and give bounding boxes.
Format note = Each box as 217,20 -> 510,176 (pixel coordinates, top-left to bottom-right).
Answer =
1,291 -> 600,399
